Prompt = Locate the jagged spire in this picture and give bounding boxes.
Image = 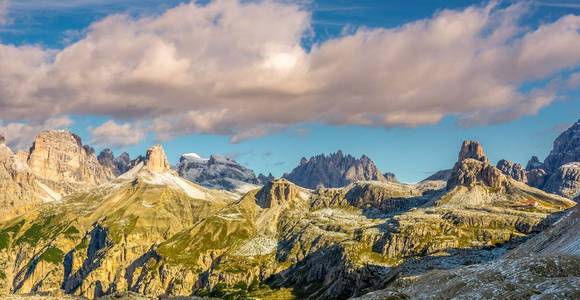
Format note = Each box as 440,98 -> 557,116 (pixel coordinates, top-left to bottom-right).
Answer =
458,140 -> 487,163
145,144 -> 171,173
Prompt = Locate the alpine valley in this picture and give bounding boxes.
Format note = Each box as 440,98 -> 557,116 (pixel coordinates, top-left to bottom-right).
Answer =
0,121 -> 579,300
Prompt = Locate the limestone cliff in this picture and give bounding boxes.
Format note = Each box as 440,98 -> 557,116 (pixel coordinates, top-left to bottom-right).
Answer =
0,136 -> 61,221
27,130 -> 114,195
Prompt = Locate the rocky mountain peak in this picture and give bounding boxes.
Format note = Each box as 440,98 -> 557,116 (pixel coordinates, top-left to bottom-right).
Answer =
97,149 -> 132,176
177,152 -> 259,191
98,148 -> 115,169
523,121 -> 580,201
543,119 -> 580,172
496,159 -> 527,183
544,162 -> 580,200
258,172 -> 276,184
256,178 -> 299,208
447,141 -> 506,190
27,130 -> 113,194
283,151 -> 391,189
526,155 -> 544,171
458,140 -> 487,163
145,144 -> 171,173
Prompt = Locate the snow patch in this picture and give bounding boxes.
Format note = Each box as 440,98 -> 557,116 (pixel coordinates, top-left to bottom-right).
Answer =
182,152 -> 209,162
37,181 -> 62,202
143,172 -> 208,200
141,201 -> 155,208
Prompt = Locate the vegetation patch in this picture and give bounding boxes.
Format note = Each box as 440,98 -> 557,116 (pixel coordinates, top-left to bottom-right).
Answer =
63,226 -> 80,238
40,246 -> 65,264
15,216 -> 65,246
0,220 -> 26,250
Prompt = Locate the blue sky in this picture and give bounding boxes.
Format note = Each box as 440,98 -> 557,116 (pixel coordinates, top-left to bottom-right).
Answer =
0,0 -> 579,182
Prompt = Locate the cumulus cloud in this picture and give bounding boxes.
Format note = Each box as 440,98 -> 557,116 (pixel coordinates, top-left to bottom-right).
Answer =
0,0 -> 579,143
89,120 -> 145,148
0,117 -> 73,150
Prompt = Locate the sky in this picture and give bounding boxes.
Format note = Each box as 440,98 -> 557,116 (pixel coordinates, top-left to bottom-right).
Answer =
0,0 -> 579,182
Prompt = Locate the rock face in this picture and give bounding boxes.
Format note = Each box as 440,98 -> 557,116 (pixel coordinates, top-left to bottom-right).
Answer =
27,130 -> 114,194
383,172 -> 398,183
255,179 -> 299,208
526,155 -> 544,170
283,151 -> 391,189
177,153 -> 259,191
144,145 -> 171,173
496,159 -> 527,183
447,141 -> 506,190
526,168 -> 549,189
0,137 -> 61,221
458,140 -> 487,162
525,120 -> 580,200
544,163 -> 580,200
257,172 -> 275,184
97,148 -> 132,176
544,120 -> 580,172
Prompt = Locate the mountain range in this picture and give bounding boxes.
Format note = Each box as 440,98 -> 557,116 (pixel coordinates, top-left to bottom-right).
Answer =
0,120 -> 578,299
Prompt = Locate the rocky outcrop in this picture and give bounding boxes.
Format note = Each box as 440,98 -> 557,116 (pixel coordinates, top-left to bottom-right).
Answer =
544,163 -> 580,200
526,155 -> 544,170
0,138 -> 60,221
97,148 -> 115,173
177,153 -> 259,191
447,141 -> 507,190
97,148 -> 132,176
283,151 -> 391,189
255,179 -> 299,208
525,120 -> 580,200
257,173 -> 275,184
27,130 -> 114,194
144,145 -> 170,173
383,172 -> 398,183
458,140 -> 487,162
526,168 -> 549,189
544,120 -> 580,172
496,159 -> 527,183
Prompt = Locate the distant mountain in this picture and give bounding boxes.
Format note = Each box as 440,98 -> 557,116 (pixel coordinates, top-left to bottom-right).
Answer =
526,120 -> 580,201
422,169 -> 453,182
496,159 -> 527,183
97,149 -> 132,176
177,152 -> 260,192
257,172 -> 275,183
283,150 -> 395,189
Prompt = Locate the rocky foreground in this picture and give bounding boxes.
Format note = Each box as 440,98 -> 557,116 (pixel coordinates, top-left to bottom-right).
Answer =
0,134 -> 576,299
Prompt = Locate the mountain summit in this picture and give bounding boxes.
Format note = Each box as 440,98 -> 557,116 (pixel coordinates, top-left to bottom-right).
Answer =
27,130 -> 114,194
283,151 -> 394,189
526,120 -> 580,201
177,152 -> 259,192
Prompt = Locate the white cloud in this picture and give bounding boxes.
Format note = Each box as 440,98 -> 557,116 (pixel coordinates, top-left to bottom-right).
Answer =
89,120 -> 145,148
0,117 -> 73,150
0,0 -> 579,143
